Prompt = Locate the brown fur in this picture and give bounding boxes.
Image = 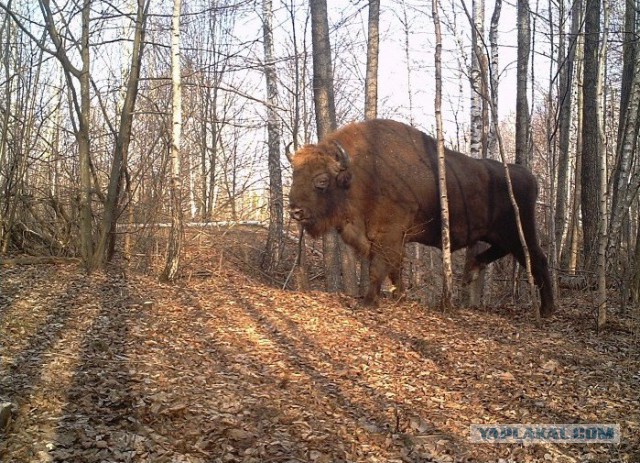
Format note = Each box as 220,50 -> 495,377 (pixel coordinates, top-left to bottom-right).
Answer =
289,119 -> 555,317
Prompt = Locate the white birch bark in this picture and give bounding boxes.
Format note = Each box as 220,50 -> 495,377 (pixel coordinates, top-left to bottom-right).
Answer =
161,0 -> 184,281
433,0 -> 453,311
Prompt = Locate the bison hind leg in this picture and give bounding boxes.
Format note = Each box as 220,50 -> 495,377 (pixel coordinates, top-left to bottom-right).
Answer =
389,267 -> 406,301
511,244 -> 555,317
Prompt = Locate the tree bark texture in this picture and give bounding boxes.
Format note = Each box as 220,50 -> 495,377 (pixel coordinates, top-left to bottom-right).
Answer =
310,0 -> 342,292
608,0 -> 640,261
364,0 -> 379,121
554,0 -> 581,257
516,0 -> 531,168
262,0 -> 284,273
432,0 -> 454,311
93,0 -> 148,269
581,0 -> 602,270
161,0 -> 184,282
488,0 -> 501,159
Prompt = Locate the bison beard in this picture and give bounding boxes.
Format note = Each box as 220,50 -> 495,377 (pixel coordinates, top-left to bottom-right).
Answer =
288,119 -> 555,317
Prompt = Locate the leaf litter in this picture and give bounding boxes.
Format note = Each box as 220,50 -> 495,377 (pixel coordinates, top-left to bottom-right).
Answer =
1,236 -> 639,463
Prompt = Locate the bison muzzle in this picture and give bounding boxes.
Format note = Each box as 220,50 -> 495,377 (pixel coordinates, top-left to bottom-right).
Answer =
288,119 -> 555,317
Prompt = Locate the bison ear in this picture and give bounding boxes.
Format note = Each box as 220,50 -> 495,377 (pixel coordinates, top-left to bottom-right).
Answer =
336,170 -> 352,189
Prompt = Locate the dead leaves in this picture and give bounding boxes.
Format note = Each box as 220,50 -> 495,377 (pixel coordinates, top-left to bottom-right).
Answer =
1,252 -> 639,463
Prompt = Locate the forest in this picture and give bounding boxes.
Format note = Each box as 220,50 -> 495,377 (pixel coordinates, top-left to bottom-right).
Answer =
0,0 -> 639,462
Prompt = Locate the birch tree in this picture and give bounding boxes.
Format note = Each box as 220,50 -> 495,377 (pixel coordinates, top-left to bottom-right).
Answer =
464,0 -> 489,307
433,0 -> 454,311
516,0 -> 532,168
161,0 -> 184,282
488,0 -> 501,160
596,0 -> 609,330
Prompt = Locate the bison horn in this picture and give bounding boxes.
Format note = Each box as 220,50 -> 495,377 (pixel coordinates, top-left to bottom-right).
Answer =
334,142 -> 350,169
285,141 -> 294,163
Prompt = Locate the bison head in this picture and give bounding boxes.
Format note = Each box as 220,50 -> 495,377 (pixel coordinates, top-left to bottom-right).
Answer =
288,141 -> 352,238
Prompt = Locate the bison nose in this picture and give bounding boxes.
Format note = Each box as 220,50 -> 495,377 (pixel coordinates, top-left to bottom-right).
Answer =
290,207 -> 305,221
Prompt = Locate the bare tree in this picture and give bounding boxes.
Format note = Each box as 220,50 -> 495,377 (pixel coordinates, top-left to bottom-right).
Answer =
469,0 -> 487,160
261,0 -> 284,273
568,31 -> 585,274
609,0 -> 640,265
310,0 -> 342,293
93,0 -> 149,268
463,0 -> 490,307
361,0 -> 380,296
364,0 -> 380,121
596,0 -> 609,330
487,0 -> 501,159
161,0 -> 184,282
516,0 -> 532,168
581,0 -> 602,269
433,0 -> 454,311
554,0 -> 581,259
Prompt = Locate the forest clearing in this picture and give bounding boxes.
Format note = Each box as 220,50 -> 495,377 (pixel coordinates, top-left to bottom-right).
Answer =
1,229 -> 639,463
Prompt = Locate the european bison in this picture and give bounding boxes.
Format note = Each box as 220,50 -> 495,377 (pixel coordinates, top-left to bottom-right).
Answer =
288,119 -> 555,317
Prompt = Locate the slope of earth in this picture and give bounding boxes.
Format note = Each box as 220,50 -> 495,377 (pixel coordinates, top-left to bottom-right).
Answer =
1,248 -> 639,462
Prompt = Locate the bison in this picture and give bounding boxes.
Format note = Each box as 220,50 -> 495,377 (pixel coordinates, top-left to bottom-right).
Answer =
288,119 -> 555,317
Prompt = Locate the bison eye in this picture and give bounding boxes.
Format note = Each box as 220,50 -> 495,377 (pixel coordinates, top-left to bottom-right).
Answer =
313,174 -> 330,192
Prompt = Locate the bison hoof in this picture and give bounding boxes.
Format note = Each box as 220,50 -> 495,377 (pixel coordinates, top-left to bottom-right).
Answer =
360,296 -> 380,308
540,304 -> 555,318
390,288 -> 406,302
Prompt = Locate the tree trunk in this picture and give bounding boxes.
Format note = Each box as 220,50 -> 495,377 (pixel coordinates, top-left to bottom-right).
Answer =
432,0 -> 454,311
464,0 -> 489,306
469,0 -> 487,160
93,0 -> 148,269
262,0 -> 284,273
360,0 -> 380,296
608,0 -> 640,264
286,1 -> 310,291
581,0 -> 602,270
364,0 -> 379,121
568,30 -> 585,274
401,1 -> 415,124
516,0 -> 531,168
310,0 -> 342,292
160,0 -> 184,282
78,0 -> 94,268
488,0 -> 501,160
555,0 -> 581,260
632,224 -> 640,306
616,0 -> 638,150
596,0 -> 609,331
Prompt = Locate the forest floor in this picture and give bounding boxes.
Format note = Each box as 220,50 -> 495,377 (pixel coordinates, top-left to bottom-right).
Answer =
1,228 -> 639,463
